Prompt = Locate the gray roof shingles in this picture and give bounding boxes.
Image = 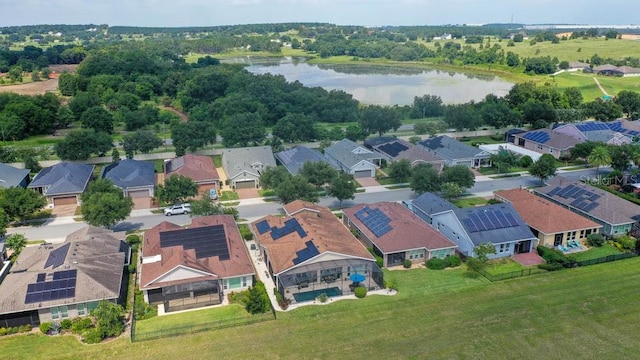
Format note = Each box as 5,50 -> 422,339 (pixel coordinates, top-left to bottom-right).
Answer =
0,163 -> 30,188
418,135 -> 488,161
28,162 -> 94,195
101,159 -> 155,189
324,139 -> 379,169
222,146 -> 276,179
411,192 -> 457,215
275,146 -> 338,175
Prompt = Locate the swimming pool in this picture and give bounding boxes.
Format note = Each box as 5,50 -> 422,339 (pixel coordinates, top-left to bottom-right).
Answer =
292,287 -> 342,303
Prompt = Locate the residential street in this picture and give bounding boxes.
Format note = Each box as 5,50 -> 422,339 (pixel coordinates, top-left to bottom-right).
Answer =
4,168 -> 601,243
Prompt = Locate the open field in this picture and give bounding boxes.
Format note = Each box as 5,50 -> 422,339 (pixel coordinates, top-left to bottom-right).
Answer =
3,258 -> 640,359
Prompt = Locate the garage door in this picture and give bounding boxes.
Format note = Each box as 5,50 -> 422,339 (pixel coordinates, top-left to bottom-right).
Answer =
128,189 -> 150,198
235,180 -> 256,189
353,170 -> 372,178
53,196 -> 77,206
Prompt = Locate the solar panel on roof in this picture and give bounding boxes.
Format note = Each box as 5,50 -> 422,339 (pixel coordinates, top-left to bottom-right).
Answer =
255,220 -> 271,235
355,206 -> 393,238
25,269 -> 77,304
379,142 -> 409,157
37,273 -> 46,282
292,241 -> 320,265
160,225 -> 230,260
588,193 -> 600,201
44,243 -> 70,269
581,202 -> 598,212
503,212 -> 519,226
547,187 -> 562,197
270,218 -> 307,240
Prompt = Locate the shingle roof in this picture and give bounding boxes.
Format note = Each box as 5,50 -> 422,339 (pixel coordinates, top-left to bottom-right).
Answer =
28,162 -> 94,195
140,216 -> 254,290
275,146 -> 339,175
516,129 -> 582,150
222,146 -> 276,180
534,176 -> 640,226
0,226 -> 128,315
418,135 -> 487,160
0,163 -> 30,188
411,192 -> 457,216
363,136 -> 398,149
252,201 -> 373,275
495,189 -> 601,234
454,203 -> 536,246
343,202 -> 457,254
101,159 -> 155,189
164,154 -> 220,183
373,138 -> 444,169
324,139 -> 379,168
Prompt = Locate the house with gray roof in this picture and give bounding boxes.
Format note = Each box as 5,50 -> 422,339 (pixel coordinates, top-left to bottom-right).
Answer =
28,162 -> 94,207
511,128 -> 582,159
418,136 -> 490,168
0,226 -> 130,327
101,159 -> 155,198
324,139 -> 381,178
222,146 -> 276,189
533,176 -> 640,237
407,192 -> 537,258
275,146 -> 339,175
553,121 -> 633,146
0,163 -> 30,188
368,137 -> 445,172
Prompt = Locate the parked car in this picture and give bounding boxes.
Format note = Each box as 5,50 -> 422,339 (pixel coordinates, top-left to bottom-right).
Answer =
209,188 -> 218,200
164,204 -> 191,216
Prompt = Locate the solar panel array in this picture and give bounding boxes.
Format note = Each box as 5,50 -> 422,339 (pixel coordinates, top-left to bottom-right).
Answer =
522,131 -> 550,144
546,184 -> 601,213
160,224 -> 230,260
576,122 -> 609,132
378,142 -> 409,157
271,218 -> 307,240
607,121 -> 640,137
462,208 -> 520,233
292,241 -> 320,265
25,269 -> 77,304
354,206 -> 393,237
44,242 -> 70,269
255,220 -> 271,234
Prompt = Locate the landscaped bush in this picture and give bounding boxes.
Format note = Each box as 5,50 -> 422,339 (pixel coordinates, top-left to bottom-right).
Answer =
126,234 -> 141,247
18,324 -> 31,333
354,286 -> 367,298
273,288 -> 290,310
0,324 -> 32,336
128,263 -> 137,274
384,278 -> 398,291
426,258 -> 446,270
82,328 -> 103,344
0,328 -> 7,336
39,322 -> 52,334
487,198 -> 502,204
587,233 -> 605,247
444,255 -> 461,268
60,319 -> 72,330
317,293 -> 328,303
614,236 -> 636,251
238,224 -> 254,241
134,290 -> 157,320
245,281 -> 270,314
228,290 -> 249,305
403,259 -> 412,269
538,262 -> 564,271
518,155 -> 533,168
70,317 -> 93,334
367,247 -> 384,268
537,246 -> 576,268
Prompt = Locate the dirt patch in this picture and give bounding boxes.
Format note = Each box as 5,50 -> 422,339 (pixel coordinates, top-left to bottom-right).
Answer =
0,78 -> 59,95
160,106 -> 189,122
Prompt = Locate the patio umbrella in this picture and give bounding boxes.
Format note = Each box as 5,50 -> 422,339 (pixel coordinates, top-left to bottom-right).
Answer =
350,273 -> 366,283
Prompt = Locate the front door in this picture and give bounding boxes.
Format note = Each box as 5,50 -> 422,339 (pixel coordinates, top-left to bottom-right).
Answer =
554,233 -> 563,247
514,240 -> 531,254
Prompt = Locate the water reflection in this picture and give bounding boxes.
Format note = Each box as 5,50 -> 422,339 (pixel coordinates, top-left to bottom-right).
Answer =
223,56 -> 512,105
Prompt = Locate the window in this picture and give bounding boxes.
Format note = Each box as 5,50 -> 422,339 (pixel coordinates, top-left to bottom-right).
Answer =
242,277 -> 247,287
77,303 -> 87,316
537,144 -> 543,150
51,307 -> 59,320
568,231 -> 577,241
580,230 -> 585,238
499,244 -> 509,253
51,306 -> 69,320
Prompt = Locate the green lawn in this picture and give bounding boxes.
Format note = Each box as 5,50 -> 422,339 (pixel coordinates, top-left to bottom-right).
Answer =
219,191 -> 239,201
451,196 -> 489,208
478,166 -> 528,175
135,304 -> 252,334
4,258 -> 640,359
572,243 -> 622,262
212,155 -> 222,168
376,177 -> 402,186
484,257 -> 527,276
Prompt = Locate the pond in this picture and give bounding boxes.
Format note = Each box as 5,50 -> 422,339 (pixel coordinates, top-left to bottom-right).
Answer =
224,56 -> 514,106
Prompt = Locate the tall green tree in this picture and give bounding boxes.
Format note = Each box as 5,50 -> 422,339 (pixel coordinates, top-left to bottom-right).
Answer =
489,151 -> 518,174
190,193 -> 226,217
6,233 -> 27,256
388,159 -> 413,182
221,113 -> 266,147
528,154 -> 558,184
275,174 -> 318,204
0,187 -> 46,221
588,146 -> 612,173
170,121 -> 217,157
327,172 -> 357,208
299,161 -> 338,188
440,165 -> 475,189
156,175 -> 198,205
55,129 -> 112,160
0,209 -> 10,238
58,72 -> 78,96
614,90 -> 640,119
91,300 -> 125,339
122,130 -> 163,158
609,144 -> 633,172
260,166 -> 292,190
359,105 -> 402,136
410,163 -> 441,194
81,106 -> 113,133
440,182 -> 464,200
80,179 -> 134,228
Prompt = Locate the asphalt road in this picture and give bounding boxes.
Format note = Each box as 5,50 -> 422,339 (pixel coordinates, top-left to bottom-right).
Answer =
5,168 -> 601,243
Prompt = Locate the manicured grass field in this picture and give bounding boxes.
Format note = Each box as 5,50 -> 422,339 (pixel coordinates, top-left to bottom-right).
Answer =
3,258 -> 640,359
135,304 -> 252,334
219,191 -> 239,201
451,196 -> 489,208
484,257 -> 527,275
572,243 -> 622,262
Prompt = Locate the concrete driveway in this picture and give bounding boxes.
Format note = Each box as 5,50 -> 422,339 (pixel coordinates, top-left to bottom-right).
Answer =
237,188 -> 260,199
50,204 -> 78,217
356,177 -> 381,188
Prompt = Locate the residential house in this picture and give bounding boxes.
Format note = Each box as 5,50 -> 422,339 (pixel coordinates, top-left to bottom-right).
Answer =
407,193 -> 537,258
28,162 -> 94,207
0,227 -> 130,327
0,163 -> 30,188
324,139 -> 381,178
533,176 -> 640,237
418,135 -> 491,168
495,189 -> 602,248
589,64 -> 640,77
504,129 -> 526,143
222,146 -> 276,189
367,137 -> 445,172
343,202 -> 457,267
511,128 -> 582,159
164,154 -> 221,194
274,146 -> 339,175
140,215 -> 254,313
553,121 -> 633,145
101,159 -> 155,209
252,200 -> 383,304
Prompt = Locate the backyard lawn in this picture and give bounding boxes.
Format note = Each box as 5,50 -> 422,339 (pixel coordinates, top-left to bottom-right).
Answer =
572,243 -> 622,262
451,196 -> 489,208
484,257 -> 527,276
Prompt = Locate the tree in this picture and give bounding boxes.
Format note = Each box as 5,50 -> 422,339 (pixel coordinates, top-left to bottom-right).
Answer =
81,106 -> 113,133
609,144 -> 633,172
410,94 -> 444,119
583,98 -> 623,121
5,233 -> 27,257
614,90 -> 640,119
91,300 -> 125,339
443,104 -> 482,131
299,161 -> 338,188
58,72 -> 78,96
327,172 -> 357,208
0,209 -> 9,238
55,129 -> 112,160
122,130 -> 163,158
190,193 -> 225,217
80,179 -> 133,228
440,182 -> 464,200
56,106 -> 75,129
359,105 -> 402,136
111,148 -> 121,163
275,174 -> 319,204
440,165 -> 475,189
221,113 -> 266,147
245,281 -> 270,315
529,154 -> 558,184
570,141 -> 599,161
0,187 -> 46,221
564,87 -> 583,108
466,242 -> 497,274
388,159 -> 412,182
410,163 -> 441,194
489,151 -> 518,174
171,121 -> 217,157
24,156 -> 42,173
588,146 -> 611,173
156,174 -> 198,205
260,166 -> 292,190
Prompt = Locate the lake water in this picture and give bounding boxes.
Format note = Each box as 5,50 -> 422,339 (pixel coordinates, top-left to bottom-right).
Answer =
224,56 -> 513,106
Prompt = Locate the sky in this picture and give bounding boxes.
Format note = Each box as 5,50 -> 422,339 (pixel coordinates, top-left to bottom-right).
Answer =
0,0 -> 639,27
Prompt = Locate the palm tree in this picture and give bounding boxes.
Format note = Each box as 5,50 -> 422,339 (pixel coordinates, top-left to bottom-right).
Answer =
588,146 -> 612,174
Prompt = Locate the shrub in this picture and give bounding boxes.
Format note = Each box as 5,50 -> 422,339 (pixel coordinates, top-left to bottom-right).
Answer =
536,246 -> 575,268
0,328 -> 6,336
273,288 -> 290,310
538,262 -> 564,271
426,258 -> 446,270
126,234 -> 141,247
82,328 -> 103,344
60,319 -> 72,330
444,255 -> 461,268
354,286 -> 367,298
39,322 -> 52,334
375,256 -> 383,268
228,290 -> 249,305
245,281 -> 270,314
519,155 -> 533,168
134,290 -> 157,320
317,293 -> 328,303
587,233 -> 605,247
384,278 -> 398,291
487,198 -> 502,204
615,236 -> 636,251
71,317 -> 93,334
402,259 -> 412,269
18,324 -> 32,333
